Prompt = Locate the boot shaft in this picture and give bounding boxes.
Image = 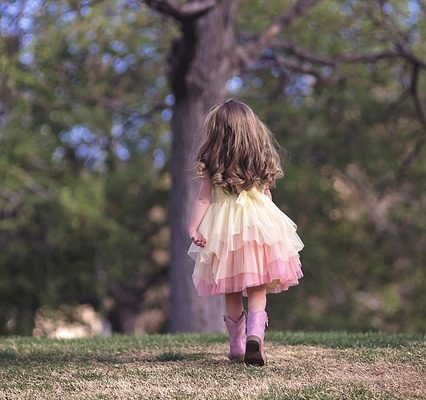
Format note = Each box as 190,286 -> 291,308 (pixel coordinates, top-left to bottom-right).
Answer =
246,310 -> 268,340
223,310 -> 247,362
223,310 -> 247,338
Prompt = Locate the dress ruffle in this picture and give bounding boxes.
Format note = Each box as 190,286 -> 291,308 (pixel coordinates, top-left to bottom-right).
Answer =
188,186 -> 304,297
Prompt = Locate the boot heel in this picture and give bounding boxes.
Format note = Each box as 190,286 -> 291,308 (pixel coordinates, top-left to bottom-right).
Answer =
245,335 -> 264,366
245,310 -> 268,367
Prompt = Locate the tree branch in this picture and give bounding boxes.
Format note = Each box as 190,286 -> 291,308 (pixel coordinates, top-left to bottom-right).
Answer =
367,1 -> 426,71
410,62 -> 426,130
375,63 -> 425,195
142,0 -> 218,22
260,42 -> 426,196
237,0 -> 323,69
260,52 -> 342,85
269,39 -> 403,67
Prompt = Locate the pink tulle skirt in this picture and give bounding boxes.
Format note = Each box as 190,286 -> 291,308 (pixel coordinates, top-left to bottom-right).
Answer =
187,186 -> 304,297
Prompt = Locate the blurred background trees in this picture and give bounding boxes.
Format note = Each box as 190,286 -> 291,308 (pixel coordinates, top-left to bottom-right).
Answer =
0,0 -> 424,336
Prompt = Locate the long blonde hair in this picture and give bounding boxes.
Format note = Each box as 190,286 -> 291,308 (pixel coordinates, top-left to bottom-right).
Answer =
195,99 -> 284,195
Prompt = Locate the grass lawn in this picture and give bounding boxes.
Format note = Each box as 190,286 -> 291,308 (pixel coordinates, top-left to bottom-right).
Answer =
0,331 -> 424,399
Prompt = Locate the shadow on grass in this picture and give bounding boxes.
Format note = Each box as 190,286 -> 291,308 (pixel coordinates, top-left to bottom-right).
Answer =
1,331 -> 423,369
0,350 -> 140,366
0,349 -> 217,367
0,349 -> 251,370
154,351 -> 207,362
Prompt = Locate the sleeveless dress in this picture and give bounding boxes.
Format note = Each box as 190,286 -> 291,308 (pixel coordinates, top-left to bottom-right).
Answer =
187,185 -> 304,297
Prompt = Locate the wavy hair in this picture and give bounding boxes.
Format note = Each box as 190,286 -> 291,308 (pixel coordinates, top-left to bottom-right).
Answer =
195,99 -> 284,195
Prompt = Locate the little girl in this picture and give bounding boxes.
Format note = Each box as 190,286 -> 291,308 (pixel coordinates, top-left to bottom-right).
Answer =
187,99 -> 304,366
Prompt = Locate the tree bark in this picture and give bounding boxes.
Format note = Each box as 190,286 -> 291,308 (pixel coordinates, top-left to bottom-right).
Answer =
168,1 -> 238,332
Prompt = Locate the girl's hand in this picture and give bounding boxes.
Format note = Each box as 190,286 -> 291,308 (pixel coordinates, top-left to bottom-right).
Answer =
189,230 -> 206,247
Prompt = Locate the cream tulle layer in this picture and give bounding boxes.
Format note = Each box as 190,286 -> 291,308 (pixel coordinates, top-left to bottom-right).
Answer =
188,187 -> 304,297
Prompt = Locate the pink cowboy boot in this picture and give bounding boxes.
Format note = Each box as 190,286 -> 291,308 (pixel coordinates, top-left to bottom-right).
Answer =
245,309 -> 269,366
223,310 -> 247,362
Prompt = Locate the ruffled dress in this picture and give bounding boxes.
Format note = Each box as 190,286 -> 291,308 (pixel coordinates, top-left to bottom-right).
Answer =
188,185 -> 304,297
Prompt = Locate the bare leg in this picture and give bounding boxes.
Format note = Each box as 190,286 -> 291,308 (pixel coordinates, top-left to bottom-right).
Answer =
224,291 -> 244,322
246,285 -> 267,312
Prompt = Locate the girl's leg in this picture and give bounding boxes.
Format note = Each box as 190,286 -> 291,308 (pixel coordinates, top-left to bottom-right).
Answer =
246,284 -> 267,312
224,291 -> 244,322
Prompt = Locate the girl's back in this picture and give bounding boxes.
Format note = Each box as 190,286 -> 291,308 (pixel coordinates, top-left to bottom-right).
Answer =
187,99 -> 304,297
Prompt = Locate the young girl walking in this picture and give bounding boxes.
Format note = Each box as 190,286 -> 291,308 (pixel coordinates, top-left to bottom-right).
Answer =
187,99 -> 304,366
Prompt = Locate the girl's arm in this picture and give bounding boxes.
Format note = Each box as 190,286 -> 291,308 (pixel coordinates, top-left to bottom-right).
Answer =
188,176 -> 212,246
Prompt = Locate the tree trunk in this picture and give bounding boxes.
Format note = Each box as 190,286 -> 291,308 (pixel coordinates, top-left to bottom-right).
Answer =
168,1 -> 238,332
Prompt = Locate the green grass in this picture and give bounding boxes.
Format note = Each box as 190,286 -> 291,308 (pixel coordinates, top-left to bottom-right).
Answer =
0,331 -> 424,399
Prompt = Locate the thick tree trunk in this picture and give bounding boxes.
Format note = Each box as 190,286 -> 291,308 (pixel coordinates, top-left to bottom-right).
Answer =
168,1 -> 238,332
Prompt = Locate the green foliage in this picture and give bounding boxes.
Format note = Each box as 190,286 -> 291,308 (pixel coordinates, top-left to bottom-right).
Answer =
0,0 -> 172,334
0,0 -> 425,334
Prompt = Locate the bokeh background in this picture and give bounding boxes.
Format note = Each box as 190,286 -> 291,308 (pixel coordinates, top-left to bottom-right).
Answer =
0,0 -> 425,337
